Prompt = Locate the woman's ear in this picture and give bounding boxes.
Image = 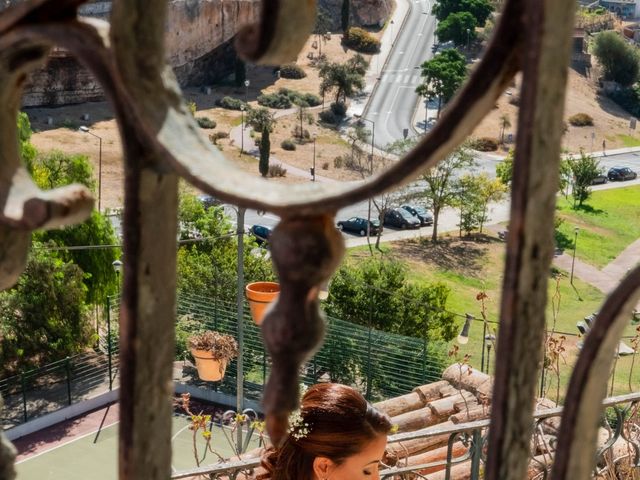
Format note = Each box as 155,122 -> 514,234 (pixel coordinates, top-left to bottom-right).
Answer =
312,456 -> 335,479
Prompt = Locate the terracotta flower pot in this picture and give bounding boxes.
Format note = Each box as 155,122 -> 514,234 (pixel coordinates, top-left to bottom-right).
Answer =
246,281 -> 280,325
191,349 -> 227,381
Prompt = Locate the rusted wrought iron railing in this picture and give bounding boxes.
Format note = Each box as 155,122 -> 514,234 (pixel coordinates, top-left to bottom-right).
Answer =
1,0 -> 639,479
169,392 -> 640,480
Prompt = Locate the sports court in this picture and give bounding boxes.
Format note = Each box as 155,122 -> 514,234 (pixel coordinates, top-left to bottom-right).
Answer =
14,403 -> 262,479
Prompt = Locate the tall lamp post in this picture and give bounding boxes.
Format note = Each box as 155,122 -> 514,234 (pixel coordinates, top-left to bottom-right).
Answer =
110,259 -> 123,391
466,28 -> 471,50
570,227 -> 580,284
79,126 -> 103,211
240,105 -> 246,155
354,115 -> 375,246
244,79 -> 250,104
223,204 -> 246,453
311,133 -> 317,182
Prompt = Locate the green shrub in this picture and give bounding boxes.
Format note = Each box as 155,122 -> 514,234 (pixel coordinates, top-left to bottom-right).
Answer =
196,117 -> 216,129
319,110 -> 339,124
187,101 -> 197,116
281,139 -> 297,150
257,88 -> 321,109
292,126 -> 311,140
269,164 -> 287,177
568,113 -> 594,127
322,161 -> 330,170
330,102 -> 347,117
217,96 -> 246,110
208,131 -> 229,145
471,136 -> 499,151
334,155 -> 345,168
280,63 -> 307,79
609,86 -> 640,118
343,27 -> 381,54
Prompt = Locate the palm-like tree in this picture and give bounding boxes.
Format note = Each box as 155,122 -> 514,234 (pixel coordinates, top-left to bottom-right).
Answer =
499,114 -> 511,144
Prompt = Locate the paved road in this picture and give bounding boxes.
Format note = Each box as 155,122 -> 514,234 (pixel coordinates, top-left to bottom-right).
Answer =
362,0 -> 437,149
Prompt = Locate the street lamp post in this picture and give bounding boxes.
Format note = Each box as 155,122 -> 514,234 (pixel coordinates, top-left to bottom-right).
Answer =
240,105 -> 246,155
244,79 -> 250,104
355,115 -> 375,247
466,28 -> 471,50
234,206 -> 246,454
110,259 -> 123,391
79,126 -> 103,211
311,134 -> 317,182
570,227 -> 580,284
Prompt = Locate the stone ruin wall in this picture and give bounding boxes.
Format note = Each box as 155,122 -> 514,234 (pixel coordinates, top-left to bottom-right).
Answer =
13,0 -> 393,107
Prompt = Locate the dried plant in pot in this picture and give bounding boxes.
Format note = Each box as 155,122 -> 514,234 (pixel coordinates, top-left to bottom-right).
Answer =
188,331 -> 239,381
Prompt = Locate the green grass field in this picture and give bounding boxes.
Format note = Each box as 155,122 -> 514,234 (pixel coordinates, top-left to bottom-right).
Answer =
346,234 -> 640,400
556,185 -> 640,268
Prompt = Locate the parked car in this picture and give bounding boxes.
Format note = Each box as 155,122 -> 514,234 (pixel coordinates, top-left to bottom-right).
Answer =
337,217 -> 382,236
197,194 -> 221,209
590,173 -> 608,185
607,166 -> 637,181
249,225 -> 273,246
401,204 -> 434,226
383,208 -> 421,229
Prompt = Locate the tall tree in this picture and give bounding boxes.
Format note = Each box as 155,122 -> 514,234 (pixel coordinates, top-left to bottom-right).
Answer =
422,145 -> 477,242
0,248 -> 90,375
499,113 -> 511,144
31,150 -> 119,305
436,12 -> 477,47
319,61 -> 366,104
432,0 -> 494,26
566,150 -> 603,208
341,0 -> 350,32
247,107 -> 276,177
454,172 -> 507,235
416,49 -> 467,118
593,31 -> 640,87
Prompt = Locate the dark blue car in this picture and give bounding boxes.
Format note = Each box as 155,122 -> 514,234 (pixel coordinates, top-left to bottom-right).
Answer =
337,217 -> 382,236
249,225 -> 273,246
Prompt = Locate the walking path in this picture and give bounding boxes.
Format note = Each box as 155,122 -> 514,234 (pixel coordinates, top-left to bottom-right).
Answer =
553,238 -> 640,309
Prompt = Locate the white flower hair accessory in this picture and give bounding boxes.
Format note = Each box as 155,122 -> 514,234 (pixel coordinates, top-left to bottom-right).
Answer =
288,383 -> 311,440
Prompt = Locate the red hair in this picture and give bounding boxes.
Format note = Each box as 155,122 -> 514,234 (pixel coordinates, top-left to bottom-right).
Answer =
259,383 -> 391,480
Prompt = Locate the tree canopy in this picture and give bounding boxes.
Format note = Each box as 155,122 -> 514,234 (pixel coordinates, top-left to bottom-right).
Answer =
319,59 -> 366,104
432,0 -> 494,26
593,31 -> 640,87
324,257 -> 458,342
566,151 -> 603,208
416,49 -> 467,117
435,12 -> 477,47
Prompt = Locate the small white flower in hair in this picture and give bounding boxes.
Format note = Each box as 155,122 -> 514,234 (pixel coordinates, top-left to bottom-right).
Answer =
288,409 -> 310,440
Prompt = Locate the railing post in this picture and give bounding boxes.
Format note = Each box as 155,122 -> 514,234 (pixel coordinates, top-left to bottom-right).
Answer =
65,357 -> 72,406
20,371 -> 27,423
107,296 -> 113,391
470,429 -> 482,480
422,338 -> 428,383
365,295 -> 373,401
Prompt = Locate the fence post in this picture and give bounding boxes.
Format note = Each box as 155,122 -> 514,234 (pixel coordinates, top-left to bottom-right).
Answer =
422,338 -> 428,383
107,296 -> 113,391
65,357 -> 72,406
20,371 -> 27,423
470,429 -> 482,480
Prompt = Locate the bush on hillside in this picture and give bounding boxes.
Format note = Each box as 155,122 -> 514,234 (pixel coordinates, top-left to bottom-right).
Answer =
343,27 -> 381,54
196,117 -> 217,129
330,102 -> 347,117
568,113 -> 594,127
279,63 -> 307,79
269,164 -> 287,177
217,96 -> 247,110
319,110 -> 340,125
257,88 -> 321,109
470,136 -> 499,152
281,139 -> 297,151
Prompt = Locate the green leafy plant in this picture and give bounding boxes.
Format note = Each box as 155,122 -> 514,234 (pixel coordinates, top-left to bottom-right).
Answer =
281,139 -> 296,151
568,113 -> 593,127
217,96 -> 247,110
279,63 -> 307,79
470,137 -> 499,152
343,27 -> 380,53
196,117 -> 217,129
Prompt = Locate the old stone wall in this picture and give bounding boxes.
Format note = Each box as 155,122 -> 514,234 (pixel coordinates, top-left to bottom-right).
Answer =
21,0 -> 261,106
317,0 -> 393,31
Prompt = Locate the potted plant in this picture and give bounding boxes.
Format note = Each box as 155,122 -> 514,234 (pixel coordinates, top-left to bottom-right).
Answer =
246,281 -> 280,325
188,331 -> 238,381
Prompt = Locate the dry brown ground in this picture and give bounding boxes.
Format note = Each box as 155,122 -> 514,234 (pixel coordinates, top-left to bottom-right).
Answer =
27,33 -> 376,205
470,69 -> 639,154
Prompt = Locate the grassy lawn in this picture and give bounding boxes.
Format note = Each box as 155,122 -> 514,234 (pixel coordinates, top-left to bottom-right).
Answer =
612,134 -> 640,148
555,185 -> 640,268
346,234 -> 639,400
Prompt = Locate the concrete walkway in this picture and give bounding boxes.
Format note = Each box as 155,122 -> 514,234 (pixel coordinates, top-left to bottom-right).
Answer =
553,238 -> 640,309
